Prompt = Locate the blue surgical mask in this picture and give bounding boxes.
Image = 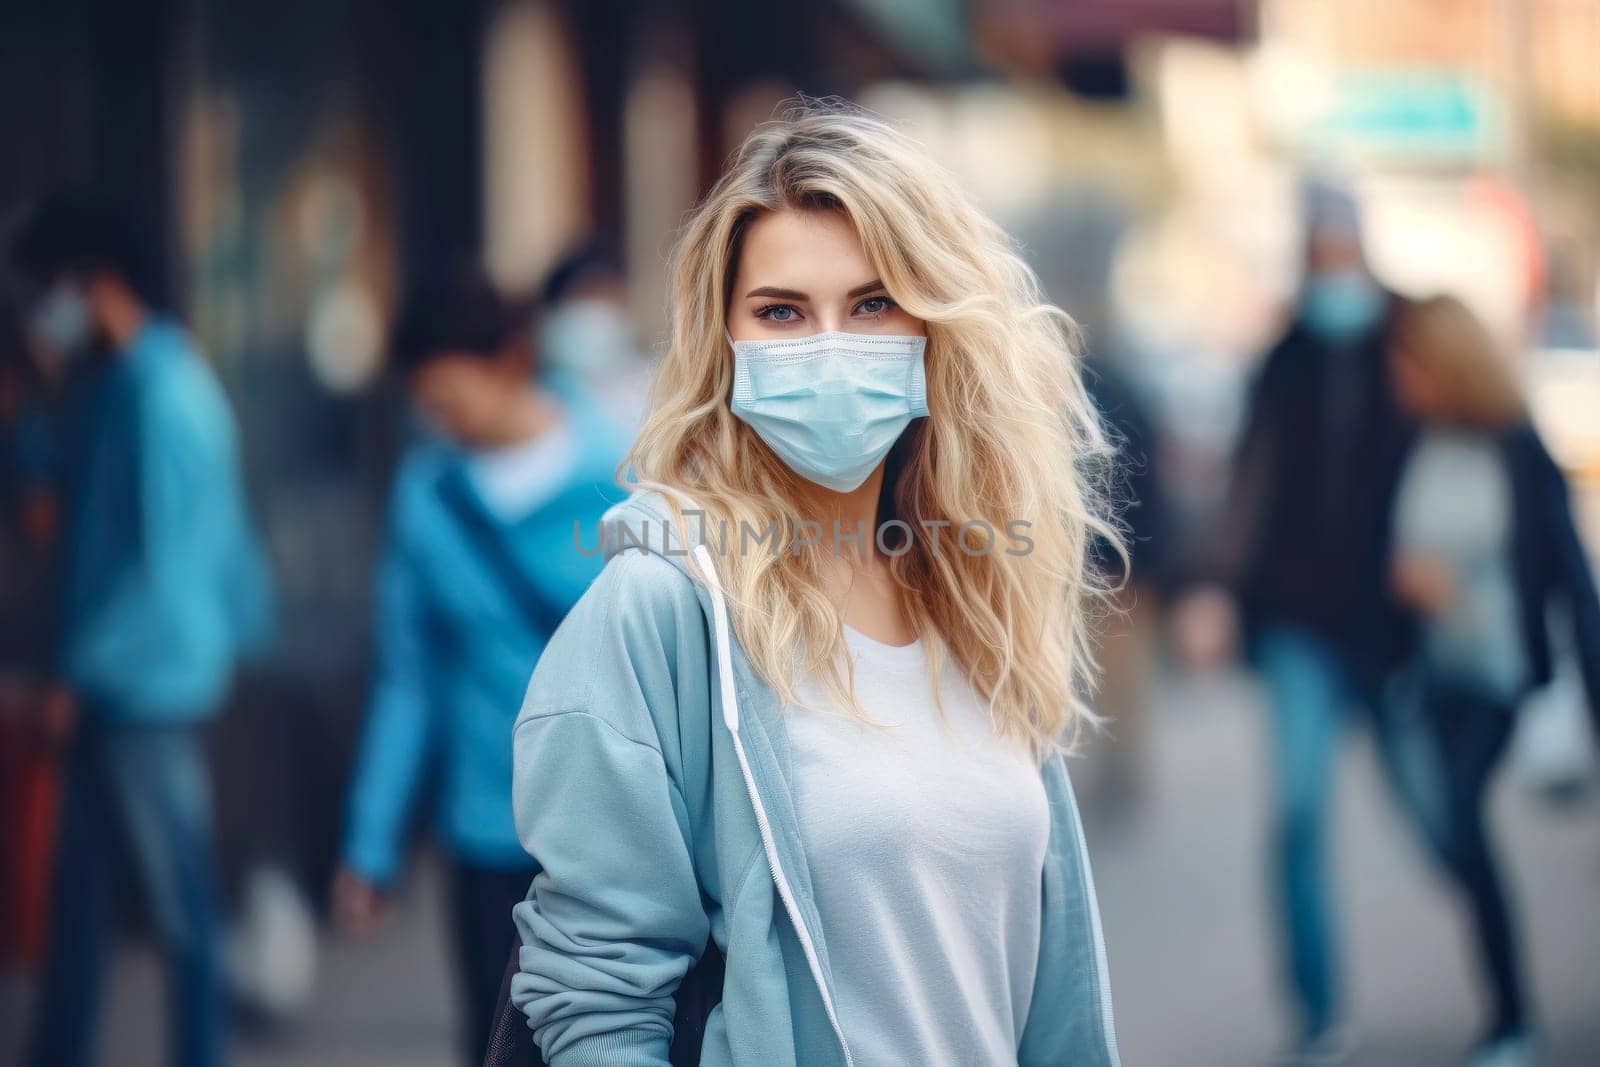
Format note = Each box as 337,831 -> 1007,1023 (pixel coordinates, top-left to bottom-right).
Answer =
30,282 -> 93,366
1301,269 -> 1383,346
539,299 -> 641,377
728,330 -> 929,493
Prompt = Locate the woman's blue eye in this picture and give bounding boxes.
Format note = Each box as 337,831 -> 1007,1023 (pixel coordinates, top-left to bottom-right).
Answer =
757,304 -> 799,322
856,296 -> 893,316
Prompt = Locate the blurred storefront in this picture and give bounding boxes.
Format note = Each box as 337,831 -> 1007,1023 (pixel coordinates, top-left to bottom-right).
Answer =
8,0 -> 1599,897
0,0 -> 998,905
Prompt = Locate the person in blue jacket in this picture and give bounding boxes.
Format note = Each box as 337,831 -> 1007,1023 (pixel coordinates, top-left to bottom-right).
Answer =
14,189 -> 276,1067
332,266 -> 628,1066
499,103 -> 1121,1067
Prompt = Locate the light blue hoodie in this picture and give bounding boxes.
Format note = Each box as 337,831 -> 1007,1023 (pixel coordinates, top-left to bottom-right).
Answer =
510,489 -> 1120,1066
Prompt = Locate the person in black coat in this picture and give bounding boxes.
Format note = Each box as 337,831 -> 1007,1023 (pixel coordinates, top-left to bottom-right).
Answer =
1181,181 -> 1417,1061
1378,294 -> 1600,1067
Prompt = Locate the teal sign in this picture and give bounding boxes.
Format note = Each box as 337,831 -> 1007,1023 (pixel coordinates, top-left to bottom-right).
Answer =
1308,70 -> 1505,163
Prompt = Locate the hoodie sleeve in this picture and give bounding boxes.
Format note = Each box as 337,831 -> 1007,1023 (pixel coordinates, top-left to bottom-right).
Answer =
341,487 -> 438,887
509,550 -> 712,1067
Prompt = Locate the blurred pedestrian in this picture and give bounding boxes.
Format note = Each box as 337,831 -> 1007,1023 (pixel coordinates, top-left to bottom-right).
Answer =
0,291 -> 60,1012
332,265 -> 626,1066
12,188 -> 276,1067
536,240 -> 652,432
1180,179 -> 1418,1063
1378,294 -> 1600,1067
1081,355 -> 1172,822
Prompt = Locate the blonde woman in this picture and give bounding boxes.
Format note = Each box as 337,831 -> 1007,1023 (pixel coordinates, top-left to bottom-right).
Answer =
1382,295 -> 1600,1067
502,101 -> 1122,1067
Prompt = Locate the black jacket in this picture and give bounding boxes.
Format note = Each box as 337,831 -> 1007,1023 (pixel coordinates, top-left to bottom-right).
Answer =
1501,423 -> 1600,719
1214,307 -> 1418,676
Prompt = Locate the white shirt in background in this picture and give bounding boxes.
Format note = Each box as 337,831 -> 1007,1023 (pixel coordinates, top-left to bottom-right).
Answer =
465,408 -> 578,524
1392,427 -> 1527,701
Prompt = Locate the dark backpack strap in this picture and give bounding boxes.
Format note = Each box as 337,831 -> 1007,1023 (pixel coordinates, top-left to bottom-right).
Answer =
436,465 -> 569,640
482,931 -> 725,1067
669,937 -> 726,1066
482,935 -> 544,1067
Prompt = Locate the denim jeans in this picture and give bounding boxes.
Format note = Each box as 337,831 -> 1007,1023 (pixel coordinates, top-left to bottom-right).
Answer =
1251,623 -> 1370,1037
27,721 -> 226,1067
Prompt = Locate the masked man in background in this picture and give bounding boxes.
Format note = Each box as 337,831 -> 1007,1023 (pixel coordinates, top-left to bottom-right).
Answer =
13,188 -> 276,1067
1181,180 -> 1418,1064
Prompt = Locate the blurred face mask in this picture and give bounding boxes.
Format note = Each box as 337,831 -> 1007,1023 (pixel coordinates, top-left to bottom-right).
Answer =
30,282 -> 93,367
539,299 -> 639,377
727,329 -> 928,493
1301,269 -> 1383,346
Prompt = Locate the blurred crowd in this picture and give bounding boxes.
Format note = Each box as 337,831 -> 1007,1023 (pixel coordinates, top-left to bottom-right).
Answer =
0,191 -> 665,1067
2,2 -> 1600,1067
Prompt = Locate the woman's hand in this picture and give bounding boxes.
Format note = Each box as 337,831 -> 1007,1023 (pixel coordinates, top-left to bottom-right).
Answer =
332,867 -> 390,936
1391,554 -> 1456,616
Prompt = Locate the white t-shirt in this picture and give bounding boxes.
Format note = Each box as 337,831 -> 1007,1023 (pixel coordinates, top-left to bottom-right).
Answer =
465,409 -> 578,524
783,625 -> 1050,1066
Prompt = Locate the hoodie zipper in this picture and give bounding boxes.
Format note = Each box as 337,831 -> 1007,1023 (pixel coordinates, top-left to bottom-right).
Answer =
690,543 -> 855,1067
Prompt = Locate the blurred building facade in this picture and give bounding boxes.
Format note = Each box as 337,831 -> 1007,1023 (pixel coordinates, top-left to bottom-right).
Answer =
4,0 -> 1598,917
0,0 -> 1012,896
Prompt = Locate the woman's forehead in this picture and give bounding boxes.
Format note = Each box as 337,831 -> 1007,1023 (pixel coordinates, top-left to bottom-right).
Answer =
735,209 -> 875,295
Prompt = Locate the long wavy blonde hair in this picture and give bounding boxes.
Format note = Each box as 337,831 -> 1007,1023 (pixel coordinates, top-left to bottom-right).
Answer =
623,99 -> 1123,759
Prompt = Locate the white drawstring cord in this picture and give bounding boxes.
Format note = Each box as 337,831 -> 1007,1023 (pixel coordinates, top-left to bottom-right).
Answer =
689,543 -> 855,1067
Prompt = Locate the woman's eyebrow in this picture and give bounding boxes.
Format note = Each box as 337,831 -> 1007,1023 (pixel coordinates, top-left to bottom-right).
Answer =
745,286 -> 808,300
742,280 -> 886,301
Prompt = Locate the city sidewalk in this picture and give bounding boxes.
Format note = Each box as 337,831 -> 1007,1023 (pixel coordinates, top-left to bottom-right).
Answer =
18,671 -> 1598,1067
1092,669 -> 1600,1066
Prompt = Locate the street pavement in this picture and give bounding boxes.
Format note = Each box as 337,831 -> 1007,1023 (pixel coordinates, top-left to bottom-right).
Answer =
23,669 -> 1600,1066
1088,669 -> 1600,1067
